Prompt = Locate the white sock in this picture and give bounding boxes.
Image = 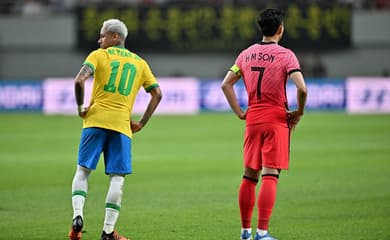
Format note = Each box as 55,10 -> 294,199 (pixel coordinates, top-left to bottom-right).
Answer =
71,166 -> 91,219
257,229 -> 268,236
241,228 -> 252,234
103,208 -> 119,234
72,195 -> 85,218
103,175 -> 125,234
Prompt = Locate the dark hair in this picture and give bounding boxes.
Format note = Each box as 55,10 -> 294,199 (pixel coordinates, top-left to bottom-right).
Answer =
257,9 -> 283,37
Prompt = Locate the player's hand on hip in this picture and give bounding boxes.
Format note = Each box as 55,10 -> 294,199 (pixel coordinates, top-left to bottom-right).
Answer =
131,120 -> 143,133
287,110 -> 303,128
238,110 -> 247,120
78,106 -> 89,118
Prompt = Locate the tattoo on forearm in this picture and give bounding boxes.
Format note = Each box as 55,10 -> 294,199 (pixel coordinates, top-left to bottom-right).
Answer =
74,65 -> 92,106
79,65 -> 93,78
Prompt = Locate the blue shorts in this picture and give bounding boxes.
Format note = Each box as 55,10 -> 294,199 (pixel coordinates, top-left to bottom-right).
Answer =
78,127 -> 132,175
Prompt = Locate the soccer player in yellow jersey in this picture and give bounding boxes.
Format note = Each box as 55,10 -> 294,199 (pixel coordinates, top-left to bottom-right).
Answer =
68,19 -> 162,240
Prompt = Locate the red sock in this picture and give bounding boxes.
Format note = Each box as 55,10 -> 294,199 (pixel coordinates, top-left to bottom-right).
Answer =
257,175 -> 279,230
238,177 -> 257,228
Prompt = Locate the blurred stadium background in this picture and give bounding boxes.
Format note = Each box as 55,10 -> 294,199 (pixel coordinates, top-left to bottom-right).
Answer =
0,0 -> 390,113
0,0 -> 390,80
0,1 -> 390,239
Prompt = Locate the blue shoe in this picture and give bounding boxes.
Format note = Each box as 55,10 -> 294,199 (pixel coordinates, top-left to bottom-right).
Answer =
240,229 -> 252,240
254,232 -> 277,240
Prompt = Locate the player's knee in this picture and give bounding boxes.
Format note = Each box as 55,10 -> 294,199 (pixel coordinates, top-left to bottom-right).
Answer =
261,174 -> 280,179
243,167 -> 260,183
261,169 -> 280,180
243,175 -> 259,183
75,165 -> 91,180
244,167 -> 260,180
261,167 -> 280,176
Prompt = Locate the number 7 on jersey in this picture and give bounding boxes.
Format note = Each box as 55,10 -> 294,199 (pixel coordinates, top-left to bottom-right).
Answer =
251,66 -> 265,100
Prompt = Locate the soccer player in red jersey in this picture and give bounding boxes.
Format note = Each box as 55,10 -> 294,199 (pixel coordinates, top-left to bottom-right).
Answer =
221,8 -> 307,240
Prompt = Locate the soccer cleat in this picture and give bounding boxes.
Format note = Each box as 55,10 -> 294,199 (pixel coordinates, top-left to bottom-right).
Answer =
240,229 -> 252,240
100,230 -> 129,240
68,215 -> 84,240
254,232 -> 277,240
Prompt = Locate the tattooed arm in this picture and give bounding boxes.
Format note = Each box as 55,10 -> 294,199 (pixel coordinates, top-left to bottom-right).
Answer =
74,64 -> 93,118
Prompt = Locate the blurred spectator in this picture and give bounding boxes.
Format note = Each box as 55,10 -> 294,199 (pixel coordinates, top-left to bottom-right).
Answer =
113,0 -> 172,5
9,0 -> 49,16
376,0 -> 390,9
4,0 -> 387,11
19,0 -> 49,17
112,0 -> 144,5
49,0 -> 75,13
338,0 -> 365,9
76,0 -> 105,7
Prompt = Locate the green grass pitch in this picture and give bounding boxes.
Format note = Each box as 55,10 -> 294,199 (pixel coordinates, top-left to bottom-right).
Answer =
0,112 -> 389,239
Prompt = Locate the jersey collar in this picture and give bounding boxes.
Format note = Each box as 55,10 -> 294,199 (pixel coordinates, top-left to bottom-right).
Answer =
259,41 -> 276,45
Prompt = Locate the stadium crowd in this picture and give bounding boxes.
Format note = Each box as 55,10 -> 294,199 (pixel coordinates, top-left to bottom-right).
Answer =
0,0 -> 388,79
0,0 -> 389,16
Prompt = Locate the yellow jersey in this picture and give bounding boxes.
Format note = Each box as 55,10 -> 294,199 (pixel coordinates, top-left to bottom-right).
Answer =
82,46 -> 159,138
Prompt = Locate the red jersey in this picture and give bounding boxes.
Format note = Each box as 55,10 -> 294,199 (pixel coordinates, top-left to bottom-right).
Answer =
231,42 -> 301,126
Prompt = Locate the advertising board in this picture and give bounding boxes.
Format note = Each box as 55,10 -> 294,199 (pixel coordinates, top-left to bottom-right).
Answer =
42,77 -> 199,115
0,78 -> 361,114
200,78 -> 345,112
0,81 -> 42,111
287,79 -> 345,111
346,77 -> 390,113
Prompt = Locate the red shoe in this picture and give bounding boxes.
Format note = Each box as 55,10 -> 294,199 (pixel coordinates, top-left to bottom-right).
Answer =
100,230 -> 129,240
68,229 -> 82,240
68,216 -> 83,240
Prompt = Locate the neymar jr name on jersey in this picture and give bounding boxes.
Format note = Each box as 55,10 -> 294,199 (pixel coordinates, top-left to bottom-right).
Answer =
245,52 -> 275,63
107,47 -> 141,60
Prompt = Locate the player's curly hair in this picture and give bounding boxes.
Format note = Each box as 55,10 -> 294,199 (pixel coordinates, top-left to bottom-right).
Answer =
257,9 -> 284,37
